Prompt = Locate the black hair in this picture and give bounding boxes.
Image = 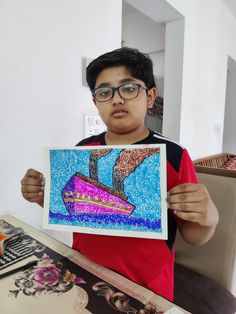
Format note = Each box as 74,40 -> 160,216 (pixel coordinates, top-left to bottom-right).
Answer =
86,47 -> 156,91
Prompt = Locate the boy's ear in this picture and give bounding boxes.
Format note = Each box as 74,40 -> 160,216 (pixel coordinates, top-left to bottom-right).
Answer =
92,98 -> 97,106
147,87 -> 157,109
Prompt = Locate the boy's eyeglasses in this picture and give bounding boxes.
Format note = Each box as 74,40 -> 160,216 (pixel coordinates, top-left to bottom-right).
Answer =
92,83 -> 148,102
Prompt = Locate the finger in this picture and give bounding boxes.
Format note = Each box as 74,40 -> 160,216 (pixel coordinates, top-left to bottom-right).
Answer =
25,168 -> 44,179
22,191 -> 43,200
168,183 -> 200,195
22,194 -> 44,206
169,202 -> 202,213
168,192 -> 202,205
21,177 -> 45,187
173,210 -> 202,222
21,184 -> 44,194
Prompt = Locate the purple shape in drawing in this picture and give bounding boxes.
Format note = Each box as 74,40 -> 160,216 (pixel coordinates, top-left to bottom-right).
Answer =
61,173 -> 135,216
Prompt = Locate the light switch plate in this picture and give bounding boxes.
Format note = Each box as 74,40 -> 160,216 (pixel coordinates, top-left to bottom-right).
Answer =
84,114 -> 106,137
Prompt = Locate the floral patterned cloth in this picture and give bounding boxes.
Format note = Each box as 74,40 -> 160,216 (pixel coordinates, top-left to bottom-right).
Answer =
9,254 -> 85,298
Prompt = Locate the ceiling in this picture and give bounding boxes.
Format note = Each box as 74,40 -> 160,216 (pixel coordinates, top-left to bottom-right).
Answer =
123,0 -> 236,21
123,0 -> 182,23
122,1 -> 139,16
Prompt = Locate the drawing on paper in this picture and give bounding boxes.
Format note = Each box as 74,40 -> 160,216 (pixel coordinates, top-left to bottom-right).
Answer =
44,144 -> 167,239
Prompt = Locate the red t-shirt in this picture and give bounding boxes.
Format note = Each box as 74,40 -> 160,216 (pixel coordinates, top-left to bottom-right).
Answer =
72,131 -> 198,301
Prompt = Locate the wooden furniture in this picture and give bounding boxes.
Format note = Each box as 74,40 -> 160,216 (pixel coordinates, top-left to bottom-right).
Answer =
194,152 -> 236,177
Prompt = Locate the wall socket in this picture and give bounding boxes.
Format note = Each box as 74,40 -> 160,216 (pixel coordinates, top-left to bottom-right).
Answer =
84,114 -> 106,138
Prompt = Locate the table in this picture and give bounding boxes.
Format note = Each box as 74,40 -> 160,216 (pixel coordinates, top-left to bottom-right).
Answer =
0,215 -> 190,314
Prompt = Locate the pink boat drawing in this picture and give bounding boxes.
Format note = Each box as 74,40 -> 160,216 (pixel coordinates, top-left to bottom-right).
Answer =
61,147 -> 160,216
62,173 -> 135,216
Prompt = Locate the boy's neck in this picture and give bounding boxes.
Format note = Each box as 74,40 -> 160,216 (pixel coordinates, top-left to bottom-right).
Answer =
105,128 -> 150,145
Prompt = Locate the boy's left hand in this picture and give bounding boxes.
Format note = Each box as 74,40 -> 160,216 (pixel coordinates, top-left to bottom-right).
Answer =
167,183 -> 219,228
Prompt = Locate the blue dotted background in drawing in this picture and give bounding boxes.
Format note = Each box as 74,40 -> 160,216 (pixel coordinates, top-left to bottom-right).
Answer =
48,148 -> 163,232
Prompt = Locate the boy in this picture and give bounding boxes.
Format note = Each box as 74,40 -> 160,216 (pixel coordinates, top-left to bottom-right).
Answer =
21,47 -> 219,301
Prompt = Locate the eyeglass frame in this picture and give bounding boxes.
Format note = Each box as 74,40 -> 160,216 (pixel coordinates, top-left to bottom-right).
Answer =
91,83 -> 148,102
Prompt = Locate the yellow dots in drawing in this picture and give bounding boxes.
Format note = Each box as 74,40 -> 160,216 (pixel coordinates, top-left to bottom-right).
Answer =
63,191 -> 130,212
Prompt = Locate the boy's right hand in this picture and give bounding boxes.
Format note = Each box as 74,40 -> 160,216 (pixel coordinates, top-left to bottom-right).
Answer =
21,169 -> 45,207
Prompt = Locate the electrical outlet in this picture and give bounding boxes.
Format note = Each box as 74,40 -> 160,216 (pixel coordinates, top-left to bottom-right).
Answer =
84,115 -> 106,137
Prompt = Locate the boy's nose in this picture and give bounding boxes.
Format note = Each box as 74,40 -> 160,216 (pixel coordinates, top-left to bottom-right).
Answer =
112,89 -> 125,105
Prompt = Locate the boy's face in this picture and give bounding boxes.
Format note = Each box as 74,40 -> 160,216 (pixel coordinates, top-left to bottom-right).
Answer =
93,65 -> 157,135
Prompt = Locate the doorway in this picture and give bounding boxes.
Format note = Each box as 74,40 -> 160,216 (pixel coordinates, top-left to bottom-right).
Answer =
122,0 -> 184,141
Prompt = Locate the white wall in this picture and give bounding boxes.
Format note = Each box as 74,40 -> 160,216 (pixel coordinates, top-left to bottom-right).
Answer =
223,68 -> 236,154
0,0 -> 122,242
122,10 -> 165,53
166,0 -> 236,159
162,18 -> 184,142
